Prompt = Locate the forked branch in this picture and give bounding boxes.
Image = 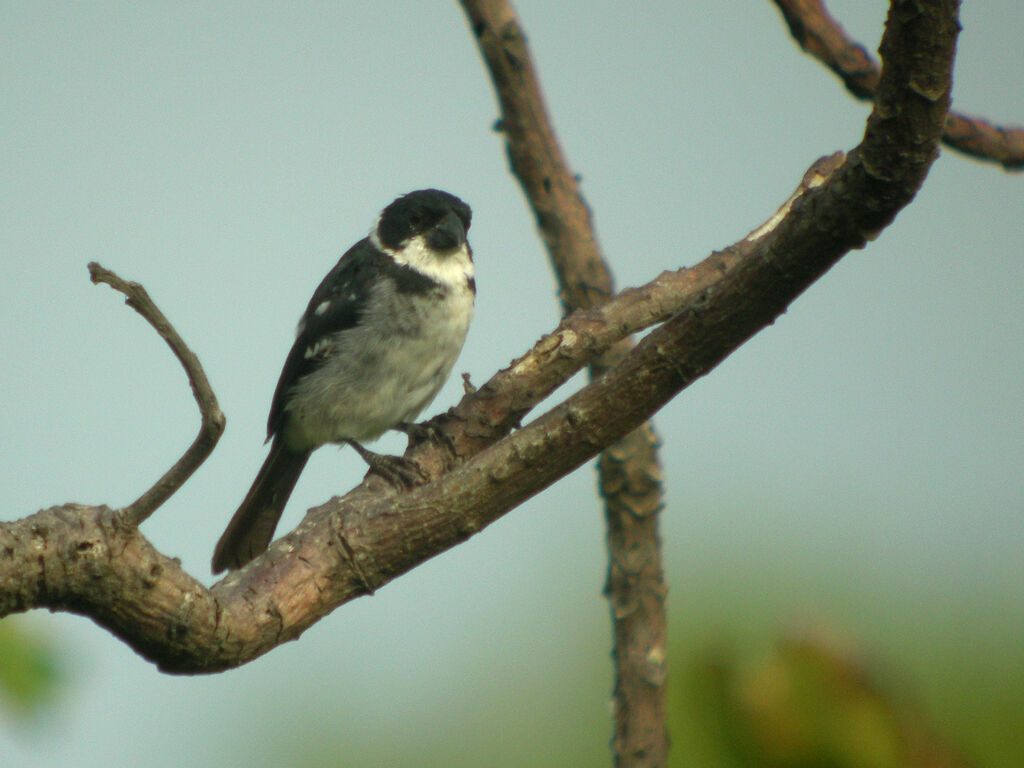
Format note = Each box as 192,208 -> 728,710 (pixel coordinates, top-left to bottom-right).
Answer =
772,0 -> 1024,169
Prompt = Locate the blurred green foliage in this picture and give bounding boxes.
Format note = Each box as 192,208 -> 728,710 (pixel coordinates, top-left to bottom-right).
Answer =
663,561 -> 1024,768
0,619 -> 60,719
677,630 -> 975,768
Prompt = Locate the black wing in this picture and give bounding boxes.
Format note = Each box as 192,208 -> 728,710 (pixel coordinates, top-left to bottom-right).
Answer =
266,239 -> 380,438
265,238 -> 442,439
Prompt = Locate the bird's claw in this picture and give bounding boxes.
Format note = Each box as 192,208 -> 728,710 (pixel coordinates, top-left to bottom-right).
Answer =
346,440 -> 427,488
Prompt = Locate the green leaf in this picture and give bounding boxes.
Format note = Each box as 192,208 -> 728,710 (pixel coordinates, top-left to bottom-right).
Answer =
0,618 -> 61,718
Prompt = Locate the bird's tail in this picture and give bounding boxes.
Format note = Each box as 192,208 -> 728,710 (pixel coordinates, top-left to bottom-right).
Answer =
212,439 -> 310,573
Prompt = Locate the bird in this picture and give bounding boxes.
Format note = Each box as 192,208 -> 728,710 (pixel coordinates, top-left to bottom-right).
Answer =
212,189 -> 474,573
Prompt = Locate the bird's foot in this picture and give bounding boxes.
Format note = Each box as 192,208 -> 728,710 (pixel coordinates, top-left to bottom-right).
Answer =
345,440 -> 427,488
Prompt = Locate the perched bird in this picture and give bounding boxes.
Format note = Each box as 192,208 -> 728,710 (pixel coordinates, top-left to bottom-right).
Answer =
212,189 -> 474,573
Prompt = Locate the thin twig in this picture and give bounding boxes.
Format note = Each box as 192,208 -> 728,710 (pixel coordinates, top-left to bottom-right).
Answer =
88,262 -> 225,525
458,2 -> 667,764
772,0 -> 1024,170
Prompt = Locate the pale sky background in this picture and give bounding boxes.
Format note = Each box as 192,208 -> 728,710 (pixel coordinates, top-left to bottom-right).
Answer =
2,2 -> 1022,766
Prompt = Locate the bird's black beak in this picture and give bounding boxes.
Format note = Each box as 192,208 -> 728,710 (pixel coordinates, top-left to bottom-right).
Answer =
426,210 -> 467,252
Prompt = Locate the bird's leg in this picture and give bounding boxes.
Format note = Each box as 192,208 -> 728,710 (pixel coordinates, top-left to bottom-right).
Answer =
344,439 -> 427,488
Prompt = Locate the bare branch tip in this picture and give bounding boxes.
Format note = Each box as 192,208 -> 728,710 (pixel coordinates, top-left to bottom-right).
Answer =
87,261 -> 115,286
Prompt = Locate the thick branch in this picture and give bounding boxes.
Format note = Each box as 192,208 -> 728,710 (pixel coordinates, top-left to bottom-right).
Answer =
773,0 -> 1023,170
88,263 -> 225,525
2,0 -> 958,680
459,2 -> 667,762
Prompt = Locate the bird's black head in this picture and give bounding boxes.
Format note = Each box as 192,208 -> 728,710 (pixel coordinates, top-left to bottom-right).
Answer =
376,189 -> 472,254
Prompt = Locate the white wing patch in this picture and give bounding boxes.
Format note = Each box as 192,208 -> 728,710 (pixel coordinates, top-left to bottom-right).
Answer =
304,338 -> 331,360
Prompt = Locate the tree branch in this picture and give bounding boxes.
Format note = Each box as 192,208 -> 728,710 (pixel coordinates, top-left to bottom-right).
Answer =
87,262 -> 225,525
2,0 -> 958,691
772,0 -> 1023,170
458,1 -> 667,762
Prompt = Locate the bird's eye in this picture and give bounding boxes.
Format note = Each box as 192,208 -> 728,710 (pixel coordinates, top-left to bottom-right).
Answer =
407,211 -> 424,228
